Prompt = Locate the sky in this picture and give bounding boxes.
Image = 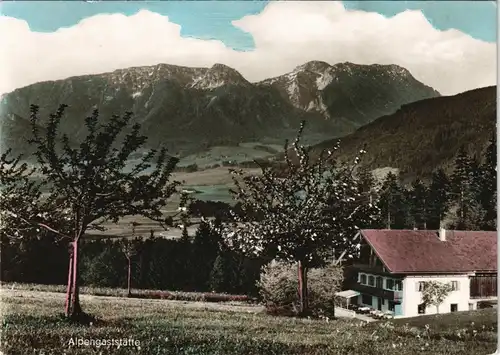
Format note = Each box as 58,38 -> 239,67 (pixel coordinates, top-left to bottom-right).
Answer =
0,1 -> 497,96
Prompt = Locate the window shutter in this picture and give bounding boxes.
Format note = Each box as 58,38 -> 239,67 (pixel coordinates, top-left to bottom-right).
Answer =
456,281 -> 460,291
415,282 -> 419,292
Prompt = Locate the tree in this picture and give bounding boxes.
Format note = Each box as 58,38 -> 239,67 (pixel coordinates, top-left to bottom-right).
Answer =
408,178 -> 429,229
218,121 -> 379,316
257,261 -> 343,317
420,281 -> 453,314
378,172 -> 409,229
209,251 -> 238,293
479,133 -> 497,230
120,222 -> 142,297
0,149 -> 71,284
191,219 -> 222,290
356,166 -> 378,207
427,169 -> 451,229
4,104 -> 184,320
460,200 -> 487,231
0,149 -> 46,240
468,155 -> 483,200
451,146 -> 474,229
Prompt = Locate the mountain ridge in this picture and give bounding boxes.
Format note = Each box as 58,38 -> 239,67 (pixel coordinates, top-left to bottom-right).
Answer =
0,60 -> 440,159
309,85 -> 496,180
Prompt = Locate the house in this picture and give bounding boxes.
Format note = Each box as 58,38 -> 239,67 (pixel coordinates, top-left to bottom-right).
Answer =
339,228 -> 497,318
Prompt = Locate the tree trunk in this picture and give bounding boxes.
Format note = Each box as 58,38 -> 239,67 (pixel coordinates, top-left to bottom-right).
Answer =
69,239 -> 82,317
64,250 -> 73,317
127,256 -> 132,297
297,260 -> 309,316
139,253 -> 145,288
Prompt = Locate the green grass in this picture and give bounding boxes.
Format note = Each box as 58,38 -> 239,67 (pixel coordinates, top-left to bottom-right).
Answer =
2,283 -> 255,304
1,286 -> 497,354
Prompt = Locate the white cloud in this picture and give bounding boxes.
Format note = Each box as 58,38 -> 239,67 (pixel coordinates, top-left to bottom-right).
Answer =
0,2 -> 495,96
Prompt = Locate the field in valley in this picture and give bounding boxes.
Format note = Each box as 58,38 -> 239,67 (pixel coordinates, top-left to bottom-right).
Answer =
37,167 -> 261,239
1,285 -> 497,355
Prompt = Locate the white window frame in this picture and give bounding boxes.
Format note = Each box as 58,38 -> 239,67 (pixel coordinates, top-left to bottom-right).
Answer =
417,281 -> 426,292
359,273 -> 367,285
450,280 -> 460,291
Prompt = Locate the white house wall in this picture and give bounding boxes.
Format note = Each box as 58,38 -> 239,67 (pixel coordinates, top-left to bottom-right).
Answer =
402,275 -> 470,317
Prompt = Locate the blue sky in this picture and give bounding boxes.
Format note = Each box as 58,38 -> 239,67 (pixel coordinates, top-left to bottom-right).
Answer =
0,1 -> 496,51
0,1 -> 496,96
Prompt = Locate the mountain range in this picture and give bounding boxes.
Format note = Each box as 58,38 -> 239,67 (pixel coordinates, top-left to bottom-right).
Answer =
0,61 -> 439,159
309,85 -> 496,180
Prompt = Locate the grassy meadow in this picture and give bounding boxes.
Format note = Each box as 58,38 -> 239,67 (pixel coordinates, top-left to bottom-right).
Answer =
62,167 -> 260,238
0,284 -> 497,355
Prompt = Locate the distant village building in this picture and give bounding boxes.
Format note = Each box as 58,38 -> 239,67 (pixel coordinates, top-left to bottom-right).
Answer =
338,229 -> 497,318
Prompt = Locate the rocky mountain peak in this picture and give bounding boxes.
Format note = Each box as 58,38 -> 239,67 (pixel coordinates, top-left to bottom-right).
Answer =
190,63 -> 249,90
211,63 -> 235,72
294,60 -> 332,74
257,60 -> 440,119
331,62 -> 413,79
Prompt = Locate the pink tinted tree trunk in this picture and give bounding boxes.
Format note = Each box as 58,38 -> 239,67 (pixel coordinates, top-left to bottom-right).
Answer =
64,245 -> 74,317
69,238 -> 82,317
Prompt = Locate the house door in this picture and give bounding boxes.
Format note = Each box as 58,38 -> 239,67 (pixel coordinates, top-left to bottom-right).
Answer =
377,298 -> 383,311
394,303 -> 403,316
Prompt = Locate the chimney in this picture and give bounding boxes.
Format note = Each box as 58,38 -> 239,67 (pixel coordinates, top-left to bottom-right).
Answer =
439,227 -> 446,241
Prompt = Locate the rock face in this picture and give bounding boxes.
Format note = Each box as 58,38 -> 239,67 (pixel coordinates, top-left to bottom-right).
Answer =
259,61 -> 440,128
0,61 -> 440,157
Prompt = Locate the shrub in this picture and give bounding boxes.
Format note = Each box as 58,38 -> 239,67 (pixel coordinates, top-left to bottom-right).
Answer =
81,241 -> 125,288
257,261 -> 343,317
308,265 -> 344,316
257,262 -> 297,316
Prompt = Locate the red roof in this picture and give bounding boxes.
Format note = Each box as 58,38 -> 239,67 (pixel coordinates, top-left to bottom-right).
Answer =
360,229 -> 497,273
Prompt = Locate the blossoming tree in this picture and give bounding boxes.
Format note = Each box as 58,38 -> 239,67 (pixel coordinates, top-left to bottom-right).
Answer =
219,121 -> 379,316
421,281 -> 453,314
1,104 -> 185,320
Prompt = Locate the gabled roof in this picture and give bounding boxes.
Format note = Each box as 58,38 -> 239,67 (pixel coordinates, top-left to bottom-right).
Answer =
360,229 -> 497,274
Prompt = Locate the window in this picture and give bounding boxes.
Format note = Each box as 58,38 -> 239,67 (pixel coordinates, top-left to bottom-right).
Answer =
362,294 -> 372,306
450,281 -> 459,291
377,297 -> 383,311
376,277 -> 383,288
388,301 -> 395,312
418,303 -> 426,314
394,280 -> 403,291
386,279 -> 394,290
418,281 -> 426,292
450,304 -> 458,312
360,274 -> 367,285
368,276 -> 375,287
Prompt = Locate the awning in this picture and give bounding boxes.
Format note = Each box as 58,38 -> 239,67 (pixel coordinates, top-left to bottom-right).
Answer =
335,290 -> 360,299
